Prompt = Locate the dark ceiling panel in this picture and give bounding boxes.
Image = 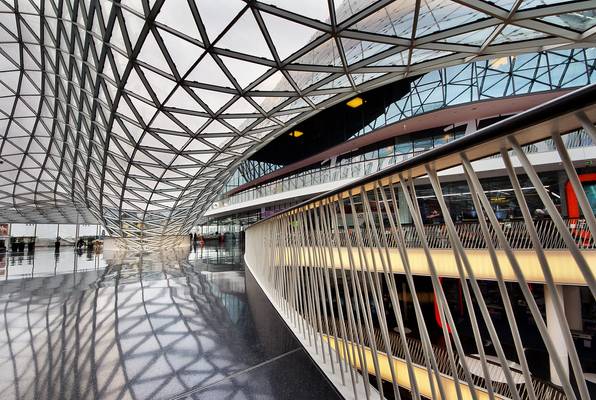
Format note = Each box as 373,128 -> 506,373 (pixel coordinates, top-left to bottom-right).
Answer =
249,78 -> 415,165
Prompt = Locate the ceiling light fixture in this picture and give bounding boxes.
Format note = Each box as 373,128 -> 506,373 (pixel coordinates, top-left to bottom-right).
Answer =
289,130 -> 304,138
346,97 -> 364,108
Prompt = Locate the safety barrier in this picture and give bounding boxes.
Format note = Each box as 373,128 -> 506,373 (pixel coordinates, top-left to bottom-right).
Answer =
245,84 -> 596,399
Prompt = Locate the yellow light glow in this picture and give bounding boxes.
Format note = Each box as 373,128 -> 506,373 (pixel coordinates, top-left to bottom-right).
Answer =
346,97 -> 364,108
289,130 -> 304,138
323,335 -> 490,400
278,247 -> 594,285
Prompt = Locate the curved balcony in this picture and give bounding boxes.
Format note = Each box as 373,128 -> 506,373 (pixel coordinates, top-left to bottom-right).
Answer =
244,84 -> 596,399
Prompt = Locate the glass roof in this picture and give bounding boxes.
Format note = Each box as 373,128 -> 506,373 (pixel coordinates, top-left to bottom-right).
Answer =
0,0 -> 594,237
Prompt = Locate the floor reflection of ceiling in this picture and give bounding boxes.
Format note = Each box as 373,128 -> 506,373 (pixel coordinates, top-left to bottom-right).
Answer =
0,260 -> 265,399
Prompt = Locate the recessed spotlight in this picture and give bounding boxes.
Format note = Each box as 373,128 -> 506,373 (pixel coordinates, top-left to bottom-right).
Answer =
346,97 -> 364,108
289,130 -> 304,138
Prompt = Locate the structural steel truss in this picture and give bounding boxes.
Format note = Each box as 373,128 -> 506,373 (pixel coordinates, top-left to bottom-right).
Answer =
0,0 -> 595,237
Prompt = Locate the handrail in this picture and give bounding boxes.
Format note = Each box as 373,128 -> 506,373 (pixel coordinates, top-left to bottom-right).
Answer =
244,83 -> 596,400
336,218 -> 594,250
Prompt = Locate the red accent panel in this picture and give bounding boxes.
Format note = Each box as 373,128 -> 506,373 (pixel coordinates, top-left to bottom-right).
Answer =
434,278 -> 452,334
566,173 -> 596,218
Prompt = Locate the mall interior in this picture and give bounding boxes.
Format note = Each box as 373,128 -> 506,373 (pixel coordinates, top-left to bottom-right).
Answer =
0,1 -> 595,399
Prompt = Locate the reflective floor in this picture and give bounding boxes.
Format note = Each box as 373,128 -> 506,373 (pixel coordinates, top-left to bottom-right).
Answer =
0,248 -> 107,281
0,244 -> 342,400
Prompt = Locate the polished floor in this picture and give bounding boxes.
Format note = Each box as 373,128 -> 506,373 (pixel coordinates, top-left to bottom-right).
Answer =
0,244 -> 342,400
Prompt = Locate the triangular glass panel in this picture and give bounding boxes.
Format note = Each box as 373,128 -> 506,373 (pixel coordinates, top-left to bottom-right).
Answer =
222,117 -> 256,131
223,97 -> 259,114
253,70 -> 293,92
116,96 -> 138,120
294,37 -> 342,67
171,112 -> 208,133
351,72 -> 384,85
23,49 -> 41,71
191,87 -> 235,113
281,97 -> 309,111
128,95 -> 158,124
156,0 -> 200,39
440,26 -> 498,46
219,55 -> 270,89
201,119 -> 232,134
491,25 -> 547,45
261,11 -> 321,60
287,70 -> 330,90
341,38 -> 392,65
159,132 -> 191,149
249,129 -> 274,140
0,82 -> 13,98
272,112 -> 299,124
21,13 -> 41,38
351,3 -> 413,38
118,117 -> 144,143
158,29 -> 203,75
125,67 -> 152,100
184,139 -> 213,152
520,0 -> 560,9
410,48 -> 453,64
122,0 -> 145,15
416,0 -> 490,38
217,10 -> 273,60
150,111 -> 182,131
15,0 -> 39,13
186,53 -> 234,87
189,152 -> 214,164
166,86 -> 205,112
195,0 -> 245,42
137,31 -> 171,73
139,67 -> 176,102
0,52 -> 14,71
307,93 -> 334,105
263,1 -> 329,22
121,8 -> 145,49
370,49 -> 409,66
335,0 -> 379,23
169,155 -> 196,165
140,132 -> 167,149
251,96 -> 288,112
0,70 -> 20,93
253,118 -> 278,130
109,16 -> 128,51
318,75 -> 351,89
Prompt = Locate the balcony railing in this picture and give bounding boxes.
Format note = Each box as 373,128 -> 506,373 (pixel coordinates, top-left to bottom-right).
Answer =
244,84 -> 596,400
322,320 -> 567,400
337,218 -> 594,251
218,128 -> 593,209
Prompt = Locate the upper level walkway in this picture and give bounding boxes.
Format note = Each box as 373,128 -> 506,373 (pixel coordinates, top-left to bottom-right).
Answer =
207,121 -> 595,221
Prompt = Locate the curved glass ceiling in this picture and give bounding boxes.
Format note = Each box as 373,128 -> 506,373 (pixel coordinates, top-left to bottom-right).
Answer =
0,0 -> 594,237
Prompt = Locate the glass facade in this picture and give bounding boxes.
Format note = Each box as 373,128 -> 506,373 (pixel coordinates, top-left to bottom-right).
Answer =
0,1 -> 594,238
226,48 -> 596,192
